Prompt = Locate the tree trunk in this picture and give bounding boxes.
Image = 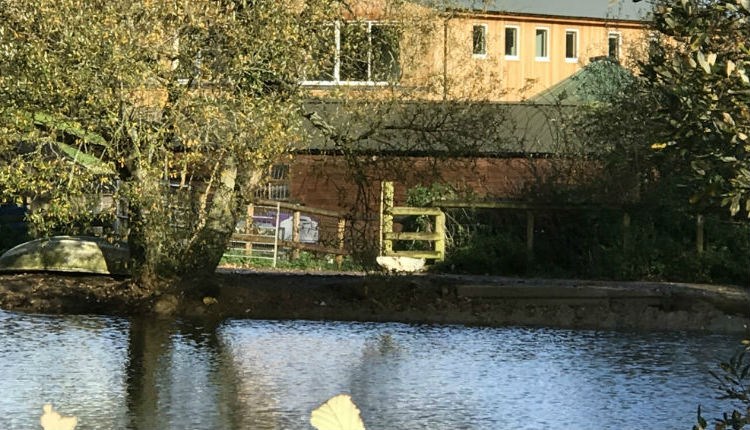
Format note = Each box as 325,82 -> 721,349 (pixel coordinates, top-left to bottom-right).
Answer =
177,158 -> 240,284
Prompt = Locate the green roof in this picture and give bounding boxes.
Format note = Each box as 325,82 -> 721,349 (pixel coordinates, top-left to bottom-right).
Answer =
528,58 -> 636,105
302,100 -> 576,156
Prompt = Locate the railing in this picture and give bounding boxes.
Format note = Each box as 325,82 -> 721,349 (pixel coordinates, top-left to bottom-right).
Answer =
380,182 -> 445,261
430,200 -> 710,261
225,199 -> 349,268
225,201 -> 282,267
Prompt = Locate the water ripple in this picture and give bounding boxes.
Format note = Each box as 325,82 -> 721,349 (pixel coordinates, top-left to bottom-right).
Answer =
0,310 -> 742,429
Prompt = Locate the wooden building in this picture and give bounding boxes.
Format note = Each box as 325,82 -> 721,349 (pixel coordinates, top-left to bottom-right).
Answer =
301,0 -> 650,101
261,0 -> 651,213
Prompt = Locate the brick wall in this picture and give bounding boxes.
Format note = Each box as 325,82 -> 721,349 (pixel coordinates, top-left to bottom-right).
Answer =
289,153 -> 548,214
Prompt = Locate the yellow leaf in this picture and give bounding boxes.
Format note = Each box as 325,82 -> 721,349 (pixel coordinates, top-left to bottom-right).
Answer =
40,404 -> 78,430
723,112 -> 736,126
310,395 -> 366,430
696,51 -> 711,73
706,52 -> 717,66
727,60 -> 736,76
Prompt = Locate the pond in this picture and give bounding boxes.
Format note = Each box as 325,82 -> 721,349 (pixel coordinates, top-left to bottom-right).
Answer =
0,309 -> 743,429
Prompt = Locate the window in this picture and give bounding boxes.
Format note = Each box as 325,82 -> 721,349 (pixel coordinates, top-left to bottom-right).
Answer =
565,30 -> 578,62
472,24 -> 487,57
608,32 -> 621,60
255,164 -> 290,201
308,25 -> 336,82
504,26 -> 519,59
535,28 -> 549,61
306,21 -> 400,84
340,23 -> 370,81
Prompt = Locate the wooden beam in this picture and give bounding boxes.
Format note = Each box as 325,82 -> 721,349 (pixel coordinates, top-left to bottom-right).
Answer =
384,231 -> 443,241
433,200 -> 619,211
385,250 -> 443,260
254,198 -> 344,218
392,206 -> 444,216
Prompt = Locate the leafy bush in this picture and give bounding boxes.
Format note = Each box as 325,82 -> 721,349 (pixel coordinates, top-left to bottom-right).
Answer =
695,341 -> 750,430
427,198 -> 749,284
220,251 -> 363,272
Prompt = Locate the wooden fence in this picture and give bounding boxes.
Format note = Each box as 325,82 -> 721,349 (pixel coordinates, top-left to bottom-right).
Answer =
380,182 -> 446,261
430,200 -> 710,260
226,199 -> 348,268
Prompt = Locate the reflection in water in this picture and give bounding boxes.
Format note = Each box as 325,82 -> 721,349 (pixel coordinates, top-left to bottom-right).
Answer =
0,311 -> 129,430
0,310 -> 743,429
125,318 -> 249,430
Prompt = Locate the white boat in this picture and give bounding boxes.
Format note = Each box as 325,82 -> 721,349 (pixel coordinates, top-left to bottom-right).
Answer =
0,236 -> 129,276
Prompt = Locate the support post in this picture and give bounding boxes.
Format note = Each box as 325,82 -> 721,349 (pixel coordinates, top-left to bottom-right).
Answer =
622,212 -> 631,252
696,214 -> 704,255
245,204 -> 254,256
526,211 -> 535,263
336,218 -> 346,269
292,210 -> 301,260
382,181 -> 394,255
272,202 -> 280,268
435,211 -> 446,261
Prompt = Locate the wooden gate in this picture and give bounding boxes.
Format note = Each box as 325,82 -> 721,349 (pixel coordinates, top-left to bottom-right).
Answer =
380,181 -> 445,261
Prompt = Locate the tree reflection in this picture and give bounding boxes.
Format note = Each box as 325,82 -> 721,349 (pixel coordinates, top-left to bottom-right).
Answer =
124,317 -> 284,429
125,317 -> 173,430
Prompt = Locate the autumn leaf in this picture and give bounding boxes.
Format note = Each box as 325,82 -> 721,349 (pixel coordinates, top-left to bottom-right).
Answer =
310,394 -> 366,430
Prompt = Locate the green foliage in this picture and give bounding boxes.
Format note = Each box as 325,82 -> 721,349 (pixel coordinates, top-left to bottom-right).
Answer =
406,183 -> 457,207
644,0 -> 750,217
220,251 -> 362,272
0,0 -> 341,287
431,204 -> 749,284
438,229 -> 528,275
695,341 -> 750,430
404,183 -> 482,251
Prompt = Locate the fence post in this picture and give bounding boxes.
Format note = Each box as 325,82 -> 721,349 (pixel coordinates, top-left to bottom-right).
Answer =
434,211 -> 446,261
245,203 -> 254,255
622,212 -> 631,252
526,211 -> 535,263
272,202 -> 280,268
696,214 -> 704,255
381,181 -> 394,255
292,210 -> 301,260
336,218 -> 346,269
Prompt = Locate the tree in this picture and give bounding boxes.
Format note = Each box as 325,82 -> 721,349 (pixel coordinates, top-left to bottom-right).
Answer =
642,0 -> 750,216
0,0 -> 339,289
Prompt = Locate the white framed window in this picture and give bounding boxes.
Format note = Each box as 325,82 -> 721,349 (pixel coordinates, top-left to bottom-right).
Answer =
535,27 -> 549,61
304,21 -> 401,85
255,164 -> 291,201
608,32 -> 621,61
565,29 -> 578,62
504,26 -> 519,60
472,24 -> 488,58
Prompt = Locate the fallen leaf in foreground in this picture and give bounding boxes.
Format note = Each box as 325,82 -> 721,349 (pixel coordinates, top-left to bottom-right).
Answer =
310,394 -> 366,430
40,404 -> 78,430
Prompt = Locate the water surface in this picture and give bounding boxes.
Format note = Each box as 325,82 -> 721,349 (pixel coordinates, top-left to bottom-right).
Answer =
0,310 -> 742,429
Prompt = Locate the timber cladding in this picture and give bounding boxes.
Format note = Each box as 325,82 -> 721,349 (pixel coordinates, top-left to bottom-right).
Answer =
304,0 -> 649,102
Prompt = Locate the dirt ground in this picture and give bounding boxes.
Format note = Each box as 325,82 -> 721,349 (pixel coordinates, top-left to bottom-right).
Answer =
0,268 -> 749,333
